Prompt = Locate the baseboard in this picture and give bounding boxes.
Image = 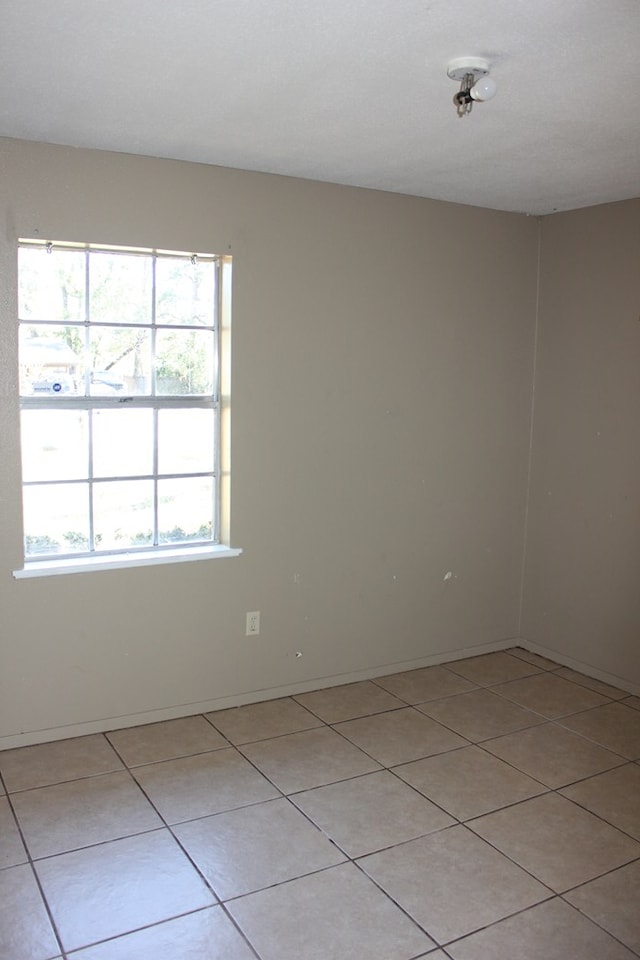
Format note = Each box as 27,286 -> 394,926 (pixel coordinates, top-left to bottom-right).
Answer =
0,635 -> 519,750
518,638 -> 640,698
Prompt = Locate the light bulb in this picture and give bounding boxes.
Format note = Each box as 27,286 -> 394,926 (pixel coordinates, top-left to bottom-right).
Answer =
470,75 -> 497,102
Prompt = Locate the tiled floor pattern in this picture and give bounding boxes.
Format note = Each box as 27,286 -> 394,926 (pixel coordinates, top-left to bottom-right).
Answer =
1,647 -> 639,959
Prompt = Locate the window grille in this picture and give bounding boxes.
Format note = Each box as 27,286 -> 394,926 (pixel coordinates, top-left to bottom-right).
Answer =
18,240 -> 230,565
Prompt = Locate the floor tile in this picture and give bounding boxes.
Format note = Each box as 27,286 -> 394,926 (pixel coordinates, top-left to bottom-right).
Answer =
445,651 -> 541,686
554,666 -> 628,700
206,697 -> 322,744
106,715 -> 228,766
3,651 -> 637,959
508,648 -> 560,670
492,672 -> 610,719
12,770 -> 162,859
293,680 -> 404,723
560,702 -> 640,759
0,794 -> 28,868
70,907 -> 257,960
482,721 -> 625,788
373,666 -> 476,704
0,734 -> 123,792
334,708 -> 466,767
0,863 -> 60,960
447,896 -> 636,960
132,748 -> 279,823
560,763 -> 640,840
239,726 -> 380,794
468,792 -> 640,892
227,861 -> 435,960
394,745 -> 546,821
417,688 -> 545,741
359,825 -> 548,944
35,830 -> 215,953
292,770 -> 454,857
565,860 -> 640,954
174,797 -> 346,899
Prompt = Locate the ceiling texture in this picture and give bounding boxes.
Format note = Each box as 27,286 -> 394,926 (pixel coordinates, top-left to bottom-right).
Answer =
1,0 -> 639,214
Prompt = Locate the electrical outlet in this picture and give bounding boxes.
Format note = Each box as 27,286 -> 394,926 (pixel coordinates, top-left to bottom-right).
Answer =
246,611 -> 260,636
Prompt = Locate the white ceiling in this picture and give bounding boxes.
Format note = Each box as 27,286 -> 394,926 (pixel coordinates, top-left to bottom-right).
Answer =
1,0 -> 639,214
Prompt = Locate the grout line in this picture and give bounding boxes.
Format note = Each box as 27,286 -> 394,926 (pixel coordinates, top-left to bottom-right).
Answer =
434,891 -> 558,950
1,789 -> 67,957
558,862 -> 640,959
106,730 -> 265,958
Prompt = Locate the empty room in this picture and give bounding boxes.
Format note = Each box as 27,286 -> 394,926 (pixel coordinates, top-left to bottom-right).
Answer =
0,1 -> 639,958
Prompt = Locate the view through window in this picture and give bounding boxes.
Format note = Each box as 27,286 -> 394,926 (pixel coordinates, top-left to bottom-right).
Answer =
18,240 -> 230,565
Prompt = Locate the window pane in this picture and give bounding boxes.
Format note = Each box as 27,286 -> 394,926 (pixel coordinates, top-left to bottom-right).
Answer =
158,477 -> 214,543
19,325 -> 83,397
156,257 -> 215,327
89,327 -> 151,395
89,252 -> 152,324
23,483 -> 89,555
92,409 -> 154,478
19,242 -> 228,565
158,409 -> 214,475
21,410 -> 89,482
93,480 -> 154,549
155,329 -> 214,395
18,247 -> 86,322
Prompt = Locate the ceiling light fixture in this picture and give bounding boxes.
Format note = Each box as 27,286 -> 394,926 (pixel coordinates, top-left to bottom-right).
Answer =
447,57 -> 497,117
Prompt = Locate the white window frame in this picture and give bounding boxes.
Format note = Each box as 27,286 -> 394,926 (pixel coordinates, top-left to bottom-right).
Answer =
13,239 -> 240,579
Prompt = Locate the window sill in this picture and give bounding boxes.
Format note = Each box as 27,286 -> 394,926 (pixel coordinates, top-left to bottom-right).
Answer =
13,544 -> 243,579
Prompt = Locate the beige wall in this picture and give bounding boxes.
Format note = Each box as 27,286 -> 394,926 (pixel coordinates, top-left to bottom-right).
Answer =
0,139 -> 540,745
521,200 -> 640,687
1,142 -> 637,749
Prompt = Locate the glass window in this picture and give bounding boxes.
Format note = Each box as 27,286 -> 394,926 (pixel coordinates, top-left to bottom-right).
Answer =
18,240 -> 230,565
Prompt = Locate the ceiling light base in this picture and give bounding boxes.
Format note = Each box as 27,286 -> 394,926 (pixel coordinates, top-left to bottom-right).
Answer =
447,57 -> 496,117
447,57 -> 490,83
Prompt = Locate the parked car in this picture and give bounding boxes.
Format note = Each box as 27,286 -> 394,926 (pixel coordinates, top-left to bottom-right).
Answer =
91,371 -> 125,394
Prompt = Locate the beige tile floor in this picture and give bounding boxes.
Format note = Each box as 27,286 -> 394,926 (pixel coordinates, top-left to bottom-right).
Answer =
1,647 -> 639,960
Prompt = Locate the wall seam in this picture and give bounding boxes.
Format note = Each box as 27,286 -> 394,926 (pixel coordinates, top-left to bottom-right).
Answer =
517,217 -> 542,639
